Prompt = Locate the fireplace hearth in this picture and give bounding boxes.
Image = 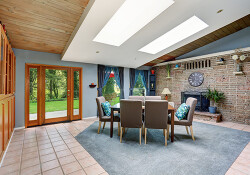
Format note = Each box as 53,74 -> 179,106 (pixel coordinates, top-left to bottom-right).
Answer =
181,91 -> 210,112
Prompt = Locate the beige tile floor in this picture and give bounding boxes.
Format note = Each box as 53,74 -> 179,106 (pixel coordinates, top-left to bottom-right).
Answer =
0,117 -> 249,175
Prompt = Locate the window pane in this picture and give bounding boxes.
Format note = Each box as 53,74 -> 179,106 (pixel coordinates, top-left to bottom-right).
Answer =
133,74 -> 145,96
73,71 -> 80,115
29,68 -> 38,121
102,73 -> 120,106
45,69 -> 67,119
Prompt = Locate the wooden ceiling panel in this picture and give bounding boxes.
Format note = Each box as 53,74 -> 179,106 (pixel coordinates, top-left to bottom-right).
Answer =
144,14 -> 250,66
0,0 -> 90,53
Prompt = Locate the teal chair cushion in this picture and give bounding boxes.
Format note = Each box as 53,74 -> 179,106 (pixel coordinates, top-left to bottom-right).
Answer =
175,103 -> 190,120
101,101 -> 111,116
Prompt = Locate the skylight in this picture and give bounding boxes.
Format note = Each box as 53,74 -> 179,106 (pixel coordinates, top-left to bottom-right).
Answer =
139,16 -> 208,54
93,0 -> 175,46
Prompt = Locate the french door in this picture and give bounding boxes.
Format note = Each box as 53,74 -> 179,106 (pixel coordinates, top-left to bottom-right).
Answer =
25,64 -> 82,127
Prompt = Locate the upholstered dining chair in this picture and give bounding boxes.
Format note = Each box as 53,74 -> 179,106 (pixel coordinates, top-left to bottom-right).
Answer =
167,97 -> 197,141
96,96 -> 120,135
145,96 -> 161,100
120,100 -> 143,144
144,100 -> 169,146
128,96 -> 145,105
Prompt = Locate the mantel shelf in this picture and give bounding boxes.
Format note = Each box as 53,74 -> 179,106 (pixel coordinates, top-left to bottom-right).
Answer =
216,61 -> 225,65
173,67 -> 184,70
233,71 -> 244,75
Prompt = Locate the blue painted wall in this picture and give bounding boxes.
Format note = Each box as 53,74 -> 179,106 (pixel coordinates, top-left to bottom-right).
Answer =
177,27 -> 250,59
13,48 -> 150,127
14,48 -> 99,127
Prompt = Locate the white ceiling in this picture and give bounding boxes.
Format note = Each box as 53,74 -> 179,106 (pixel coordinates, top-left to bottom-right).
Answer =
61,0 -> 250,68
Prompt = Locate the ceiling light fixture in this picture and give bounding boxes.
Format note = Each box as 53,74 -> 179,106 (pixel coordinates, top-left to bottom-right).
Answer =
93,0 -> 174,46
217,9 -> 223,13
139,16 -> 208,54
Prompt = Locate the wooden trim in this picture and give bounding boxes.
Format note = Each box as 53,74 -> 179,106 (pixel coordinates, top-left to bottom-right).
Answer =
44,117 -> 68,124
155,47 -> 250,66
25,63 -> 83,127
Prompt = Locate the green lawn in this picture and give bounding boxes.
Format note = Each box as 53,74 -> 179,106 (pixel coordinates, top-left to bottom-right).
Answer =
29,99 -> 79,114
110,96 -> 120,106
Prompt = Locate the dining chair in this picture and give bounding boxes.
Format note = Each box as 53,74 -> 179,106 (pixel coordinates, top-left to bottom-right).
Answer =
128,96 -> 145,105
167,97 -> 197,141
144,100 -> 169,146
145,96 -> 161,100
96,96 -> 120,135
120,100 -> 143,144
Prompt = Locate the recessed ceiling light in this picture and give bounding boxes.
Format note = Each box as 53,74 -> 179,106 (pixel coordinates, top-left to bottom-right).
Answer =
93,0 -> 175,46
139,16 -> 208,54
96,51 -> 100,53
217,9 -> 223,13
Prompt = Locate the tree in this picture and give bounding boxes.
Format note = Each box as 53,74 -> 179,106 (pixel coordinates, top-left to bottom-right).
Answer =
102,77 -> 116,95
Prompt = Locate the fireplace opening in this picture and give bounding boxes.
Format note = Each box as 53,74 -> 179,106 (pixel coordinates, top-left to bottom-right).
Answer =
181,91 -> 210,112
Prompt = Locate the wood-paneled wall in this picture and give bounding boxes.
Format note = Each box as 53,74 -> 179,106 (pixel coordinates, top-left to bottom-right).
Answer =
0,24 -> 16,161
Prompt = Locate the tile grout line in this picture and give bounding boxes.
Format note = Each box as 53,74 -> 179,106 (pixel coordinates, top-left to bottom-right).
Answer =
57,123 -> 90,175
62,121 -> 106,175
44,125 -> 66,175
35,128 -> 43,175
18,131 -> 25,175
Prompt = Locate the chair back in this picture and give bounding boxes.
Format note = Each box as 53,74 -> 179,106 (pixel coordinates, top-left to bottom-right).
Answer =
120,100 -> 142,128
96,96 -> 106,119
145,100 -> 168,129
145,96 -> 161,100
128,96 -> 145,105
186,97 -> 197,123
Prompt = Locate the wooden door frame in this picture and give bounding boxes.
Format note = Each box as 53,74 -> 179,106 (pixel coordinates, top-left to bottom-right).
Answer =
25,63 -> 82,128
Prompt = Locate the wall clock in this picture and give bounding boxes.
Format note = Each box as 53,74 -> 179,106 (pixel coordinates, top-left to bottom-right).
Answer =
188,72 -> 204,87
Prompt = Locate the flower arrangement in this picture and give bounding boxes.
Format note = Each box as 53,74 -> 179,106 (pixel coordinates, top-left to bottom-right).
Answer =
232,48 -> 247,63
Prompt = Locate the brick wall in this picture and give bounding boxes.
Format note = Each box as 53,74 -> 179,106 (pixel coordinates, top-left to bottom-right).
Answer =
155,51 -> 250,124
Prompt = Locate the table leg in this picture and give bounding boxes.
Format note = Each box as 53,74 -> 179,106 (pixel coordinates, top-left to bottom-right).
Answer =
171,110 -> 174,142
110,108 -> 114,138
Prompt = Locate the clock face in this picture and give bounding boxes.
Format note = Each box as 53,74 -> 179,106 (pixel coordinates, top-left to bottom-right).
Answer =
188,72 -> 204,87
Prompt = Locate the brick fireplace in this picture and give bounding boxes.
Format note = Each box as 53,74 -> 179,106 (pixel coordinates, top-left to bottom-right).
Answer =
155,51 -> 250,124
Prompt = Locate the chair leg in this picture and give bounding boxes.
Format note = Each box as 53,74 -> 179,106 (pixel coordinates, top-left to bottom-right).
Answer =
164,129 -> 167,146
97,121 -> 101,134
163,129 -> 165,136
103,122 -> 106,129
118,122 -> 120,136
139,128 -> 141,145
167,125 -> 170,140
167,124 -> 170,140
190,125 -> 195,141
142,124 -> 145,136
185,126 -> 189,135
120,127 -> 123,143
145,128 -> 147,144
122,127 -> 125,136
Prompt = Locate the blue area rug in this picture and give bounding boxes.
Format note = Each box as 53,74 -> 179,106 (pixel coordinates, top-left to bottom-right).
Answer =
76,122 -> 250,175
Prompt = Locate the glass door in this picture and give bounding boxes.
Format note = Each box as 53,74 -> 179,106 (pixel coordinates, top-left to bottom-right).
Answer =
25,64 -> 82,127
43,67 -> 70,124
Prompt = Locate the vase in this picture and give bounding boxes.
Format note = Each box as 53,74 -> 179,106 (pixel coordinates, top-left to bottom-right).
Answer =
236,63 -> 242,72
209,106 -> 217,114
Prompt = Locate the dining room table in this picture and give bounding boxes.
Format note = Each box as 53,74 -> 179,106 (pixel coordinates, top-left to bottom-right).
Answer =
110,103 -> 176,142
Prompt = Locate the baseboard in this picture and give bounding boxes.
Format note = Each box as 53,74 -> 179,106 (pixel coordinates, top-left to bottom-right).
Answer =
83,116 -> 98,119
0,130 -> 15,167
14,126 -> 25,130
